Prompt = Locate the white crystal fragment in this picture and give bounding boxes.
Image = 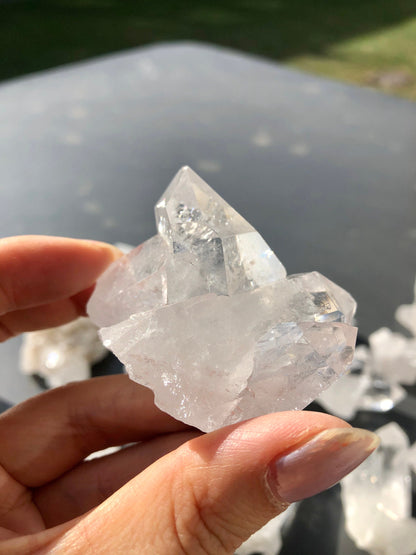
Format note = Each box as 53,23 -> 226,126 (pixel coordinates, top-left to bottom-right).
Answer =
88,167 -> 357,432
319,320 -> 416,419
369,328 -> 416,385
235,504 -> 297,555
20,317 -> 107,388
317,345 -> 370,419
317,371 -> 371,420
356,340 -> 407,412
358,379 -> 407,413
341,422 -> 416,555
356,327 -> 415,413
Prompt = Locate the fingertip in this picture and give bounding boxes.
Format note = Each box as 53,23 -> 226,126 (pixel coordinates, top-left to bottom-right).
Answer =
67,239 -> 123,274
79,240 -> 123,263
0,236 -> 124,314
267,426 -> 379,504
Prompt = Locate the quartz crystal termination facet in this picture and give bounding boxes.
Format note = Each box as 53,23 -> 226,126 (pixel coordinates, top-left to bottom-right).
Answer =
88,167 -> 357,432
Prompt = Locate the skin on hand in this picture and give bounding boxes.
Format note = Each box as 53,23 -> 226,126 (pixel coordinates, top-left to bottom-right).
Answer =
0,235 -> 121,340
0,236 -> 379,555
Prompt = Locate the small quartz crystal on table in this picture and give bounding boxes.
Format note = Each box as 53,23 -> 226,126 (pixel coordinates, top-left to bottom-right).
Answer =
88,166 -> 357,432
317,354 -> 371,420
367,327 -> 416,386
341,422 -> 416,555
20,317 -> 107,388
317,339 -> 409,419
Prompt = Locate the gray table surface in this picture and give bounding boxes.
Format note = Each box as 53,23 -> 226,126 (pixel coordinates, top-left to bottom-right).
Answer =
0,41 -> 415,555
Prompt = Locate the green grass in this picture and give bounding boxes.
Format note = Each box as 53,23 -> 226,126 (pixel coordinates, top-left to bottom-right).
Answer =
2,0 -> 416,99
290,16 -> 416,100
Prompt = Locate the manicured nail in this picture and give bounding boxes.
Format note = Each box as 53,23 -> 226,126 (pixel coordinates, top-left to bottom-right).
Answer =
266,427 -> 379,503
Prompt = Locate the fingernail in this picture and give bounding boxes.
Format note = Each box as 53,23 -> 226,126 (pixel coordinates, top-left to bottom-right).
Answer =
266,427 -> 379,503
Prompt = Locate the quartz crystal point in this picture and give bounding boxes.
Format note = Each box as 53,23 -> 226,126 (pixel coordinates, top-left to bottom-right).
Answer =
88,167 -> 357,432
341,423 -> 416,555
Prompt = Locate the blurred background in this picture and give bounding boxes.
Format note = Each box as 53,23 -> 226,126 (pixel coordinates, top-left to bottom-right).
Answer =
1,0 -> 416,100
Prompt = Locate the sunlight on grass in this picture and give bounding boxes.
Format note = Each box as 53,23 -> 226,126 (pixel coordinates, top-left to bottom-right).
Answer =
289,17 -> 416,100
1,1 -> 416,100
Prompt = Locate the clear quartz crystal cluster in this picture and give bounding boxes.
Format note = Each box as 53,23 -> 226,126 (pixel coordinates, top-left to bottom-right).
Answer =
88,167 -> 357,432
341,423 -> 416,555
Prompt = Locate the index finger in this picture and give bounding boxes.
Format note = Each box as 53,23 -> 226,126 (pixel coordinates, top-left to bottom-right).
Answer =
0,374 -> 191,488
0,235 -> 120,315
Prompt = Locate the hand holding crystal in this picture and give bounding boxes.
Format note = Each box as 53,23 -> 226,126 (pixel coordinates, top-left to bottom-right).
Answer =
0,235 -> 378,554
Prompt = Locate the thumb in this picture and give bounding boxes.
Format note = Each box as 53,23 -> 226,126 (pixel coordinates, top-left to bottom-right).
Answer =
52,411 -> 378,554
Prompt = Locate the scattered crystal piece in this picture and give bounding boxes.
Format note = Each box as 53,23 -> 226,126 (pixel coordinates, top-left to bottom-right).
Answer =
20,317 -> 107,388
341,422 -> 416,555
356,326 -> 416,414
369,327 -> 416,385
235,504 -> 297,555
317,371 -> 371,420
88,167 -> 357,432
318,322 -> 416,419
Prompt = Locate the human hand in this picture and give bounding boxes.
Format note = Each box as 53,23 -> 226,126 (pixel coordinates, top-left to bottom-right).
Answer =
0,235 -> 379,554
